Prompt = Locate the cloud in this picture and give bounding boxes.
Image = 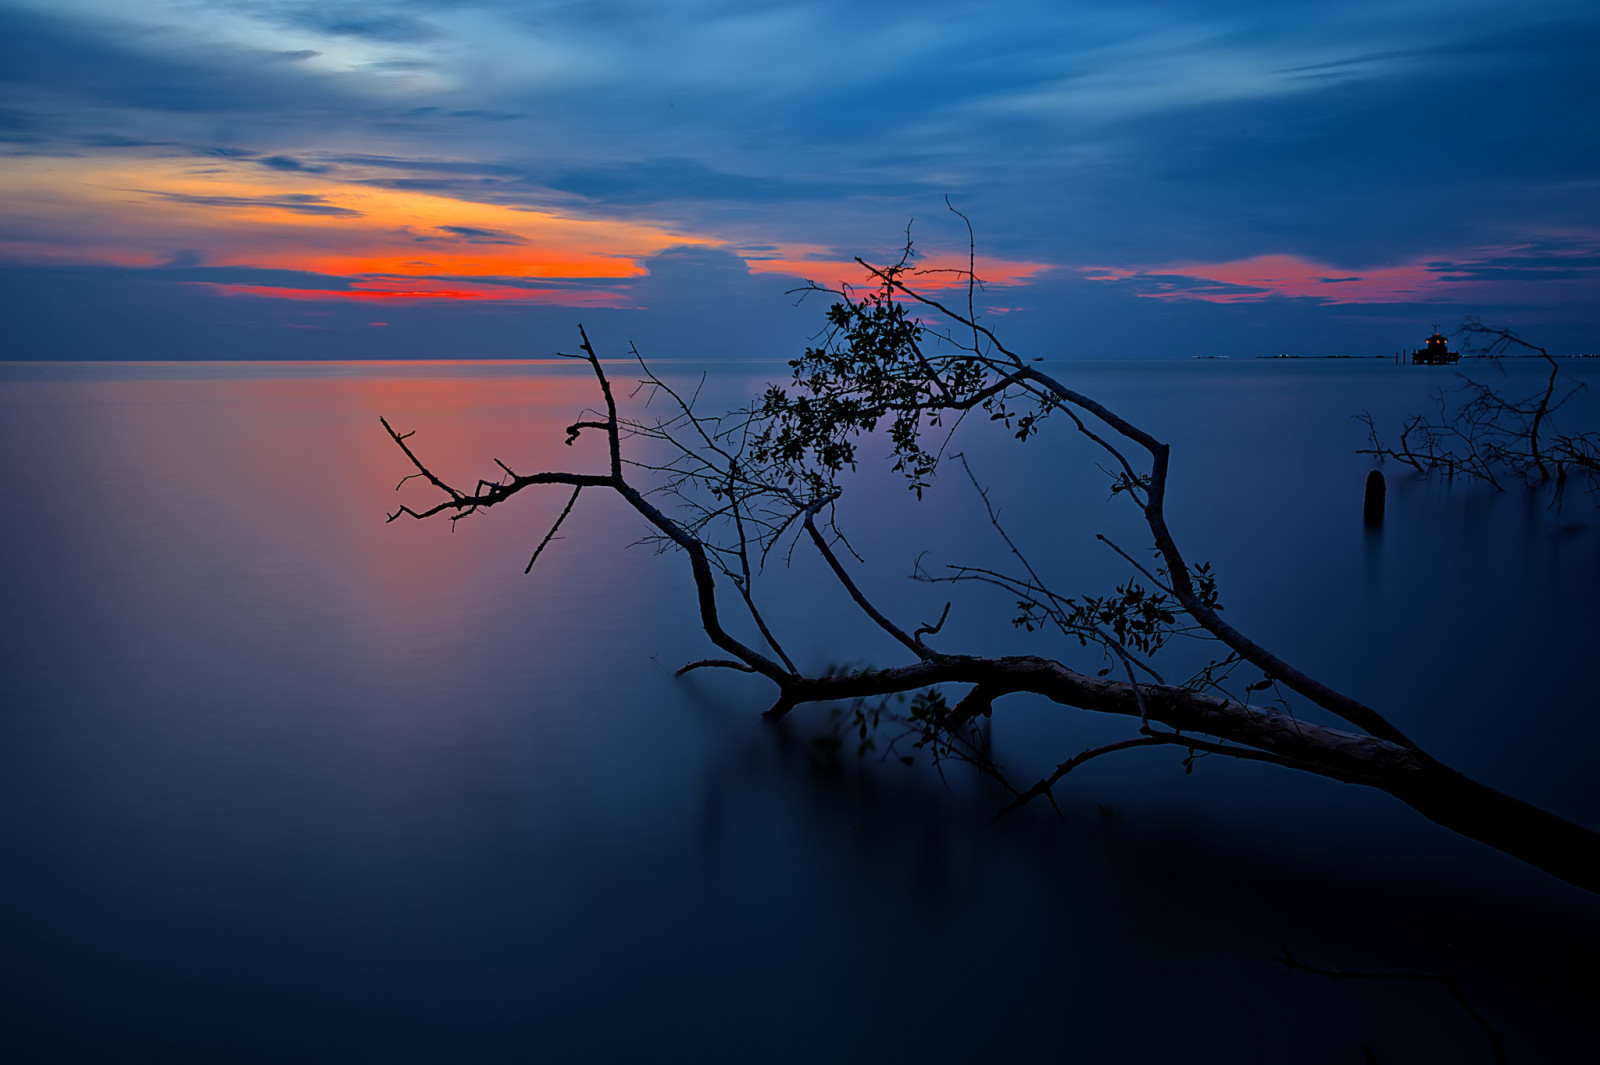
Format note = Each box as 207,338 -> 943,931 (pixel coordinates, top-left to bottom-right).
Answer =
0,249 -> 813,359
1424,242 -> 1600,284
160,249 -> 207,269
140,191 -> 364,217
8,251 -> 1594,364
1,0 -> 1596,358
433,225 -> 528,244
1272,49 -> 1427,77
391,223 -> 534,246
255,154 -> 330,173
637,245 -> 751,286
254,4 -> 442,43
145,264 -> 361,290
542,157 -> 857,207
1078,239 -> 1600,310
440,109 -> 525,121
364,57 -> 434,73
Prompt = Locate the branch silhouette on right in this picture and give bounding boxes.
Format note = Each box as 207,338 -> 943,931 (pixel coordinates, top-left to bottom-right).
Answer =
381,221 -> 1600,896
1359,318 -> 1600,503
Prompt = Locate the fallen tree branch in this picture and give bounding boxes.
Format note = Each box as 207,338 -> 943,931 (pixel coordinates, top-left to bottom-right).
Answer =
1277,948 -> 1507,1064
380,233 -> 1600,896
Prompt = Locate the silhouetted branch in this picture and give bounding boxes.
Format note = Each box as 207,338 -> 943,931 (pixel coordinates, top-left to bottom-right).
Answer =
676,658 -> 758,676
803,509 -> 930,660
998,736 -> 1170,815
380,237 -> 1600,896
525,485 -> 582,573
913,601 -> 951,646
1277,949 -> 1507,1064
1361,318 -> 1599,501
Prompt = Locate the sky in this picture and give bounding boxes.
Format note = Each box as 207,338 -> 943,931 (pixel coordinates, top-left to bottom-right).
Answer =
1,0 -> 1597,359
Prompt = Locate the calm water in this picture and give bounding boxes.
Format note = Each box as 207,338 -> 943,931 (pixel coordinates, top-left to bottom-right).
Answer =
1,357 -> 1597,1062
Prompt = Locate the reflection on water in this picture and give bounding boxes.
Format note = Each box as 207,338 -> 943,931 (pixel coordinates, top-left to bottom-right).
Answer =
1,359 -> 1597,1062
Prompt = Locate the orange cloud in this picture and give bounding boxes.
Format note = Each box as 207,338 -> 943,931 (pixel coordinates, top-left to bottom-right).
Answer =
0,153 -> 1061,308
0,154 -> 690,300
202,280 -> 630,305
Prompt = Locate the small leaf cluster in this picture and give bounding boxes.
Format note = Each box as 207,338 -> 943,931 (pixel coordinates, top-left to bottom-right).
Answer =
752,265 -> 1032,499
1077,581 -> 1178,656
1108,471 -> 1152,498
823,698 -> 884,759
1011,579 -> 1180,658
907,687 -> 950,723
902,688 -> 988,770
988,400 -> 1048,442
815,686 -> 990,777
1189,561 -> 1223,612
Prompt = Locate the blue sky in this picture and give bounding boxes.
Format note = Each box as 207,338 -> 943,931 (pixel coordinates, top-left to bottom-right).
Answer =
1,0 -> 1596,358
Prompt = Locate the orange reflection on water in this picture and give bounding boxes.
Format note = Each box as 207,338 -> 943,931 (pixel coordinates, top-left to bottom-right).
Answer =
56,367 -> 633,643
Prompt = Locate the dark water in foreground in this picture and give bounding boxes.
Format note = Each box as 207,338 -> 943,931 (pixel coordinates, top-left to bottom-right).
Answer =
2,358 -> 1598,1062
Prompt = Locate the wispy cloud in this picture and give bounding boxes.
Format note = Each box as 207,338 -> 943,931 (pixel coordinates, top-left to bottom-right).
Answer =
254,154 -> 330,173
1082,237 -> 1600,307
428,225 -> 527,244
2,0 -> 1597,355
139,190 -> 364,217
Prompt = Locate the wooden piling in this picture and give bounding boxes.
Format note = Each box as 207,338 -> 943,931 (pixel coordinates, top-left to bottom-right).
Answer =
1363,469 -> 1386,525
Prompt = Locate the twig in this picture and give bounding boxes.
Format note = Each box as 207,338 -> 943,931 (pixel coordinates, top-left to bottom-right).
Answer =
526,485 -> 583,573
1277,949 -> 1506,1065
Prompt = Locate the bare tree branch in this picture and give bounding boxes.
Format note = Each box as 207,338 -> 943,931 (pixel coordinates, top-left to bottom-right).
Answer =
1277,948 -> 1507,1065
676,658 -> 759,676
1362,317 -> 1599,500
525,485 -> 583,574
379,251 -> 1600,896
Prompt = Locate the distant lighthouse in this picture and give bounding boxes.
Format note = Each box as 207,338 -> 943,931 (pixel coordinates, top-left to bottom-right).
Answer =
1410,330 -> 1459,365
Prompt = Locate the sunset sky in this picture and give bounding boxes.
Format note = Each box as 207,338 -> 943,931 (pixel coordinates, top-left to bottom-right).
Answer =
2,0 -> 1596,358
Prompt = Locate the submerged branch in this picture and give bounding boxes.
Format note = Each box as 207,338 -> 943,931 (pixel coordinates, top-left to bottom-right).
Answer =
1361,318 -> 1599,500
380,258 -> 1600,897
1277,949 -> 1507,1064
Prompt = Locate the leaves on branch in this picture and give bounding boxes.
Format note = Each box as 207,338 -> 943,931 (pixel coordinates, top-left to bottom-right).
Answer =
753,255 -> 1039,500
375,225 -> 1600,895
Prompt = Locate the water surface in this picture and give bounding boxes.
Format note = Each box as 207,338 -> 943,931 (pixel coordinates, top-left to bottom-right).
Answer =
2,357 -> 1597,1062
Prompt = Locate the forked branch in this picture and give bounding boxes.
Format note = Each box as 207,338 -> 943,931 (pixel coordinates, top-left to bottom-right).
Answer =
381,262 -> 1600,895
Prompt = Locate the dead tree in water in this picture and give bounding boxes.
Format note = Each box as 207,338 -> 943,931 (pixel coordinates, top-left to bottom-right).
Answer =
1358,317 -> 1600,502
382,238 -> 1600,896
